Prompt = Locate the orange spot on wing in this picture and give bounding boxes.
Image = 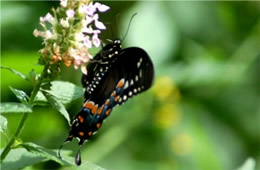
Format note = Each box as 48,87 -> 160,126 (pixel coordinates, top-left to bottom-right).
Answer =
84,101 -> 94,109
115,96 -> 119,102
78,115 -> 84,123
116,79 -> 125,88
105,109 -> 111,116
79,132 -> 84,136
111,91 -> 116,97
88,131 -> 93,136
97,105 -> 104,115
96,123 -> 101,129
105,99 -> 110,105
91,105 -> 98,114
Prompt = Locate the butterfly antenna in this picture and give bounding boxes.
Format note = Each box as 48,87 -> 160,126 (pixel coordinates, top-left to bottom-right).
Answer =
122,13 -> 138,42
116,13 -> 122,39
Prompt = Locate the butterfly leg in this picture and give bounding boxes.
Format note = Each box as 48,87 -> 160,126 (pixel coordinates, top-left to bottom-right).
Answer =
57,135 -> 73,158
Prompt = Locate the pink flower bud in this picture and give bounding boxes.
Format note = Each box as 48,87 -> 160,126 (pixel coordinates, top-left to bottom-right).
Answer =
60,18 -> 69,28
40,13 -> 55,25
60,0 -> 67,8
66,9 -> 75,19
85,3 -> 96,16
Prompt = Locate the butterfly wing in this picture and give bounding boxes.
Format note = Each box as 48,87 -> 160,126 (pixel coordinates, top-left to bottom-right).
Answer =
67,46 -> 154,145
114,47 -> 154,104
87,46 -> 154,105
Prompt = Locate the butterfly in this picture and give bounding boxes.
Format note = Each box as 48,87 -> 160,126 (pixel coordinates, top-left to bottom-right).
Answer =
59,39 -> 154,166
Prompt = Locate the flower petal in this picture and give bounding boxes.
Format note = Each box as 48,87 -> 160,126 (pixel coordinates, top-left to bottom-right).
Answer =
45,30 -> 55,39
82,26 -> 93,34
81,64 -> 88,75
79,4 -> 87,14
92,34 -> 101,47
75,32 -> 85,41
95,20 -> 106,30
97,3 -> 110,12
33,29 -> 42,37
84,36 -> 92,48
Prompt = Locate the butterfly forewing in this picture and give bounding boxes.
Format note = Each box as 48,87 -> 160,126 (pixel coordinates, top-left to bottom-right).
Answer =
113,47 -> 154,104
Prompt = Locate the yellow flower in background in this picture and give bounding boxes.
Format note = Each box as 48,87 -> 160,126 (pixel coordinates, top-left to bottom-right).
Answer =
152,76 -> 180,101
152,76 -> 182,129
171,133 -> 193,156
153,103 -> 181,129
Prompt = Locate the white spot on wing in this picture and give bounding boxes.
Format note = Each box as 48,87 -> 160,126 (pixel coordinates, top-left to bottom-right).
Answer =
139,70 -> 142,77
124,81 -> 129,89
135,75 -> 139,81
137,62 -> 141,68
130,79 -> 134,85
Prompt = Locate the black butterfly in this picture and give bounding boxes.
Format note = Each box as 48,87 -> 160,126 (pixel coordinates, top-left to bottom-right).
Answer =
59,39 -> 154,166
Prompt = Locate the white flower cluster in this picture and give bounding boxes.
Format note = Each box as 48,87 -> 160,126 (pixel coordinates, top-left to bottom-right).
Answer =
33,0 -> 110,74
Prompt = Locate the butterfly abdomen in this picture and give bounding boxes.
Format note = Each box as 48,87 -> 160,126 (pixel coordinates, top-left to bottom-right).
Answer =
68,78 -> 126,145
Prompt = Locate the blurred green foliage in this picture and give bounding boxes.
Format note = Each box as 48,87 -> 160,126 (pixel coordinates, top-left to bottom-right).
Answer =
1,1 -> 259,170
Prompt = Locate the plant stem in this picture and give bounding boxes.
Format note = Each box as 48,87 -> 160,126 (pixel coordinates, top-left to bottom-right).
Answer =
0,65 -> 49,162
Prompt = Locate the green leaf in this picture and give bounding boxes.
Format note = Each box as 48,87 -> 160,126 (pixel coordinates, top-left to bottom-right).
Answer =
48,81 -> 84,105
0,115 -> 8,132
57,149 -> 107,170
20,142 -> 72,166
34,81 -> 84,106
0,65 -> 30,82
0,103 -> 32,114
9,86 -> 29,103
33,91 -> 48,106
28,69 -> 39,86
42,91 -> 71,124
0,148 -> 47,170
18,143 -> 106,169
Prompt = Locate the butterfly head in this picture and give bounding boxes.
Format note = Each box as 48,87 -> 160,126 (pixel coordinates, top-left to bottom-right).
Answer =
113,39 -> 122,49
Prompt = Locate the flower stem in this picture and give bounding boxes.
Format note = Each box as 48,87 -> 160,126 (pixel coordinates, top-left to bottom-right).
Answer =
0,65 -> 49,162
